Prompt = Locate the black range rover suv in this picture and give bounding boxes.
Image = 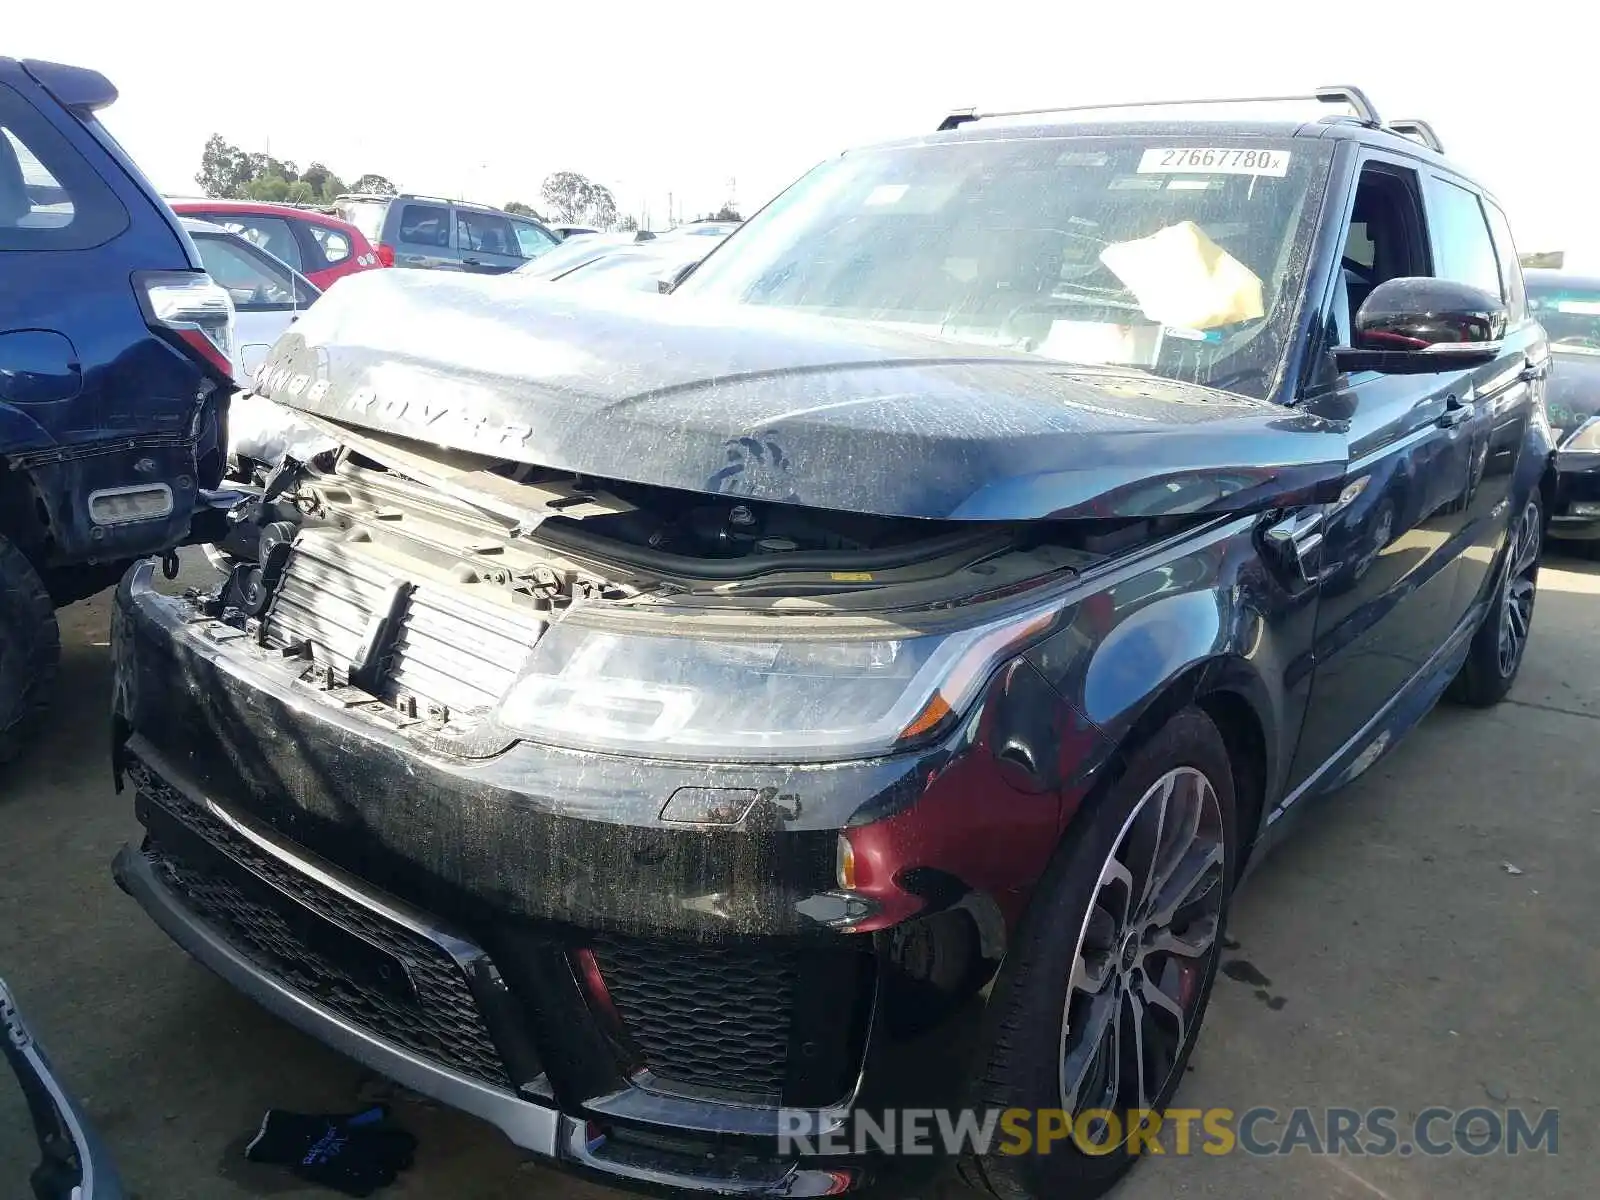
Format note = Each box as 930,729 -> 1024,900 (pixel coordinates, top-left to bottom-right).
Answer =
110,87 -> 1552,1200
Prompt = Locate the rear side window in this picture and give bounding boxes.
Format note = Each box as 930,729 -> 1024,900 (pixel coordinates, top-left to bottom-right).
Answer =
194,212 -> 303,270
398,203 -> 451,247
1481,199 -> 1527,321
192,233 -> 316,310
0,81 -> 127,251
310,224 -> 351,264
1428,179 -> 1503,299
457,209 -> 518,256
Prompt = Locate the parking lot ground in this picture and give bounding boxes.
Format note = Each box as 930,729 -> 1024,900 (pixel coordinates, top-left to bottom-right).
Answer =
3,553 -> 1598,1199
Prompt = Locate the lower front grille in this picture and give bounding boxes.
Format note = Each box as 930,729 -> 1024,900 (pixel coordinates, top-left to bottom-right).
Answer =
590,934 -> 797,1099
129,760 -> 513,1091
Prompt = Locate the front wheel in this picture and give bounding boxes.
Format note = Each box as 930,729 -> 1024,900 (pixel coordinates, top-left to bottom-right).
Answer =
1450,492 -> 1542,707
966,707 -> 1237,1200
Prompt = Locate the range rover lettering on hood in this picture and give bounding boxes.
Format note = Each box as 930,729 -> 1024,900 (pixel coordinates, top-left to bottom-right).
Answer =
253,269 -> 1351,521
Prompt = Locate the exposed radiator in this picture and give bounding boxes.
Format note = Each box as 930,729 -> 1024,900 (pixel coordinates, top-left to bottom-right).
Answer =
264,533 -> 542,716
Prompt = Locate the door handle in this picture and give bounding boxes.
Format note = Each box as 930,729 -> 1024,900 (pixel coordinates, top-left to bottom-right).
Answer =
1520,358 -> 1548,383
1438,394 -> 1475,429
461,256 -> 481,266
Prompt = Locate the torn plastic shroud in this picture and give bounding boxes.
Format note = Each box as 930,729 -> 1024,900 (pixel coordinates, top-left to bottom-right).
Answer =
250,270 -> 1350,523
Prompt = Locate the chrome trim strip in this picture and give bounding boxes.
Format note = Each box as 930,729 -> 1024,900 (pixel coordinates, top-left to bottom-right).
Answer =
560,1116 -> 853,1197
1,977 -> 125,1199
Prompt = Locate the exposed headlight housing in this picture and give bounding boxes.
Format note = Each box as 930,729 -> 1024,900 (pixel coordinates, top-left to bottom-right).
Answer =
494,603 -> 1060,763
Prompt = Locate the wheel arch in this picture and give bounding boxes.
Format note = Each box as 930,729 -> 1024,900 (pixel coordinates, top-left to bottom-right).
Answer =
1072,656 -> 1275,873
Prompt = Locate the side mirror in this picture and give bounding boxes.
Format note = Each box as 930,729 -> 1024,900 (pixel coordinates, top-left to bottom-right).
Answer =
1332,277 -> 1506,375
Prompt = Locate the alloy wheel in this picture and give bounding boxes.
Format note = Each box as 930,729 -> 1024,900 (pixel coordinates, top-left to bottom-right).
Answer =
1497,501 -> 1541,678
1058,767 -> 1226,1146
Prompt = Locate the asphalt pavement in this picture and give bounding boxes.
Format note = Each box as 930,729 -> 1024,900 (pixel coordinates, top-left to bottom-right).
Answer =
2,552 -> 1595,1199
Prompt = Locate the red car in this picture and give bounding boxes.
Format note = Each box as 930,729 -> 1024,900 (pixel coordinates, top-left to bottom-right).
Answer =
169,199 -> 386,290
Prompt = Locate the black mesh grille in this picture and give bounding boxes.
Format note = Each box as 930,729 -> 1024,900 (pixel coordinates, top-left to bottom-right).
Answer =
129,762 -> 512,1091
590,934 -> 796,1099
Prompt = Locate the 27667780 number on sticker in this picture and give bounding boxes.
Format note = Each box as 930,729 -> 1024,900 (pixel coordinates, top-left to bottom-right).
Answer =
1137,148 -> 1290,177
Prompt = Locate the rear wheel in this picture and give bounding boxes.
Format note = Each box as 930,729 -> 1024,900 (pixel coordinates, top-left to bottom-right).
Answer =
0,534 -> 60,766
967,707 -> 1236,1200
1450,493 -> 1541,707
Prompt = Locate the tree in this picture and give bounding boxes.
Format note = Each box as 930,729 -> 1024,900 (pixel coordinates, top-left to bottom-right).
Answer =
196,134 -> 254,198
300,161 -> 346,204
196,136 -> 392,202
540,171 -> 619,228
540,171 -> 591,223
251,175 -> 291,202
504,200 -> 543,219
586,184 -> 618,231
350,173 -> 397,196
616,214 -> 639,233
711,205 -> 743,222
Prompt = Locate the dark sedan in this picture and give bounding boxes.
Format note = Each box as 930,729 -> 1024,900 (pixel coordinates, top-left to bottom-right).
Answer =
1528,269 -> 1600,548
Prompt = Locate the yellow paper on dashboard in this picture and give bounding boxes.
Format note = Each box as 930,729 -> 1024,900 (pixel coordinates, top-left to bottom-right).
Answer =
1098,221 -> 1264,331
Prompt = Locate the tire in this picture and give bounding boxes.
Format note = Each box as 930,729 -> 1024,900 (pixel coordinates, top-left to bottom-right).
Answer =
1450,491 -> 1542,708
965,707 -> 1237,1200
0,533 -> 60,767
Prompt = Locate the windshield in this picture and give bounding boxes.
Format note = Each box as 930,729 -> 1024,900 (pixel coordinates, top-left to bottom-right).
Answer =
677,135 -> 1332,397
1529,278 -> 1600,354
560,244 -> 721,291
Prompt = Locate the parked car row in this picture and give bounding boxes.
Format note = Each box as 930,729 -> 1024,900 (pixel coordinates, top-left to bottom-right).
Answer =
169,197 -> 382,289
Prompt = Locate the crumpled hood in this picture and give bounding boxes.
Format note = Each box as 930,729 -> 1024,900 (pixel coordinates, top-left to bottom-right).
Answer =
253,269 -> 1348,521
1545,350 -> 1600,439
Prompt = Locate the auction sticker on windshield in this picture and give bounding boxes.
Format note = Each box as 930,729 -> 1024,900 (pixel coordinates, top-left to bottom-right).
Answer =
1138,148 -> 1290,177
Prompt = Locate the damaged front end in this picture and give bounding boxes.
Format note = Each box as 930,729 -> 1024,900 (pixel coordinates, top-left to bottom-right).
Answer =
110,281 -> 1346,1193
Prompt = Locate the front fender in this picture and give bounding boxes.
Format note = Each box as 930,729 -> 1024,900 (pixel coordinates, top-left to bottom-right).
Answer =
1027,515 -> 1318,827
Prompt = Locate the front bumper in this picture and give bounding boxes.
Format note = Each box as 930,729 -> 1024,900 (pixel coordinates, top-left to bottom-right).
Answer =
110,560 -> 1071,1193
1550,447 -> 1600,541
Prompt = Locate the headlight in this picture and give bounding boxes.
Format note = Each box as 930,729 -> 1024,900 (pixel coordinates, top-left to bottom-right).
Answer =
1562,416 -> 1600,453
494,604 -> 1059,762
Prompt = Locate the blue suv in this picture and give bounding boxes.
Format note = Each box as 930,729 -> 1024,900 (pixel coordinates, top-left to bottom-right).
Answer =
0,58 -> 233,763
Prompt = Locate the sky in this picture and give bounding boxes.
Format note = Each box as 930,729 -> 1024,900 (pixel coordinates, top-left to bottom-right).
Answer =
10,1 -> 1597,262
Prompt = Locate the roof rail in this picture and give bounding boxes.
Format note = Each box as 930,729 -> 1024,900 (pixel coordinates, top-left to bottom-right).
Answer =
1386,118 -> 1444,154
937,84 -> 1383,132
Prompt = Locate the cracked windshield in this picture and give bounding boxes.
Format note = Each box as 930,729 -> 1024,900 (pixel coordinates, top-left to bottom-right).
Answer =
682,137 -> 1330,397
